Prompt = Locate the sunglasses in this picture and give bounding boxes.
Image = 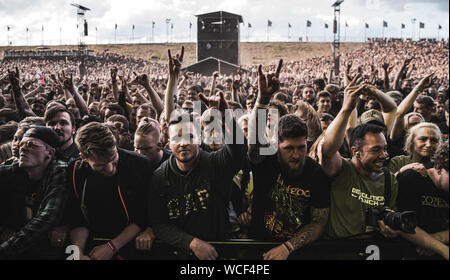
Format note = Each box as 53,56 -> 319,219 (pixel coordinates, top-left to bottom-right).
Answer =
19,139 -> 46,149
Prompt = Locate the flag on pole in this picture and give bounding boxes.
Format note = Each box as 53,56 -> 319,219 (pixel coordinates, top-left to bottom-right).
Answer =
190,22 -> 192,29
419,22 -> 425,29
345,21 -> 348,27
248,23 -> 252,28
325,23 -> 328,29
42,25 -> 44,31
438,24 -> 442,30
7,26 -> 10,31
288,23 -> 292,28
306,20 -> 311,27
152,21 -> 155,28
383,21 -> 388,28
401,23 -> 405,29
171,23 -> 173,29
365,23 -> 369,28
132,25 -> 135,30
26,27 -> 28,32
115,24 -> 118,30
268,20 -> 272,27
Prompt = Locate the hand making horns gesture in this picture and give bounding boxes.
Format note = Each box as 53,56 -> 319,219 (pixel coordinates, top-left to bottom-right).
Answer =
257,59 -> 283,104
168,46 -> 184,77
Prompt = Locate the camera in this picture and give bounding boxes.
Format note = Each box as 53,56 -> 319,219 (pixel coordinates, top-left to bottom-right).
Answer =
366,206 -> 417,234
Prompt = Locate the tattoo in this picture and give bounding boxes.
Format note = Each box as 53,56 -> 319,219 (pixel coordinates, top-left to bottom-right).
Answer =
288,208 -> 329,251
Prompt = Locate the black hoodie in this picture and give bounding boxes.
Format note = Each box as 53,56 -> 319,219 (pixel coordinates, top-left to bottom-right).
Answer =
149,119 -> 247,251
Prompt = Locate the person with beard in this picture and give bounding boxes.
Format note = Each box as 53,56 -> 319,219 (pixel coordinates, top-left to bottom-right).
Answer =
320,77 -> 399,239
301,85 -> 316,107
44,106 -> 79,162
248,60 -> 330,260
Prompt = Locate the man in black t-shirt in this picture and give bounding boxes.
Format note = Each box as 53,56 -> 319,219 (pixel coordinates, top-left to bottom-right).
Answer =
397,140 -> 449,260
248,61 -> 330,260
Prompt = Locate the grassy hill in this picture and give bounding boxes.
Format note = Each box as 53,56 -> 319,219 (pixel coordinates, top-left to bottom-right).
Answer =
1,42 -> 364,65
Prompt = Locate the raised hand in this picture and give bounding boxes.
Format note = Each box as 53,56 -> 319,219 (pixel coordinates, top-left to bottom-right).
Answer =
132,72 -> 149,87
342,74 -> 365,112
232,73 -> 243,91
199,91 -> 229,115
7,67 -> 20,88
416,73 -> 434,91
168,46 -> 184,77
63,73 -> 75,93
257,59 -> 283,104
110,67 -> 118,82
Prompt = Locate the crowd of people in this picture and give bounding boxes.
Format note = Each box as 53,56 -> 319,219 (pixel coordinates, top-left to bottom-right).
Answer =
0,39 -> 448,260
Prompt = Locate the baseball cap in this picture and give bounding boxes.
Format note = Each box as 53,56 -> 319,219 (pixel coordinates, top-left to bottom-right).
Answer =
360,109 -> 385,128
22,125 -> 61,148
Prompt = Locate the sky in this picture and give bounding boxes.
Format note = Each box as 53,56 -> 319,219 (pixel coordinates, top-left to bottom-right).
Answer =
1,0 -> 448,46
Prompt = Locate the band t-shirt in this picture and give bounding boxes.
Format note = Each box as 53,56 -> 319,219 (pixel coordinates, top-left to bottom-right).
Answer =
397,170 -> 449,233
251,156 -> 330,241
326,158 -> 398,239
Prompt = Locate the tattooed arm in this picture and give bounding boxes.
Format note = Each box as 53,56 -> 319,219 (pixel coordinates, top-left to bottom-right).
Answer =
262,207 -> 329,260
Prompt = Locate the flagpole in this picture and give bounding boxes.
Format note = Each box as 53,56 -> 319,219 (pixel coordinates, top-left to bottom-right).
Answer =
306,23 -> 308,42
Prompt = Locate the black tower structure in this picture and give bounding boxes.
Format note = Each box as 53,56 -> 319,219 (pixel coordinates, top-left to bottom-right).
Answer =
196,11 -> 243,65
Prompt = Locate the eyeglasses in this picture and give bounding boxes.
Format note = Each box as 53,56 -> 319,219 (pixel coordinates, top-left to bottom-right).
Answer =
19,140 -> 46,149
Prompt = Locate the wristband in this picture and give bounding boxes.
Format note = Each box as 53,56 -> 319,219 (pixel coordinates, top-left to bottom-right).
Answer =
283,242 -> 294,253
107,241 -> 118,253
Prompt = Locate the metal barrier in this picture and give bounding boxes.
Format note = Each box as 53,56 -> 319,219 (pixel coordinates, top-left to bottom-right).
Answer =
84,233 -> 437,260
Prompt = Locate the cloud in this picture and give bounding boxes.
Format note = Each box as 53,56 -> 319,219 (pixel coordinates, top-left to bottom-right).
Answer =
0,0 -> 448,45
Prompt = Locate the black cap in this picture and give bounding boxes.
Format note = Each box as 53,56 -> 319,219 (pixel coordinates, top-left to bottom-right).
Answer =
23,125 -> 61,148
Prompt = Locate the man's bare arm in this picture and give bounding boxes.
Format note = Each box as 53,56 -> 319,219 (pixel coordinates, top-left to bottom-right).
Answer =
286,208 -> 329,251
321,76 -> 363,177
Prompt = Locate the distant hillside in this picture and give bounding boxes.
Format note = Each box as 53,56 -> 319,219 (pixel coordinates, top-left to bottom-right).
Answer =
1,42 -> 364,65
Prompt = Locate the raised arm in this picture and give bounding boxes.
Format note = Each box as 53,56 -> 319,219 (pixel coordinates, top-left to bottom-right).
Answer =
248,59 -> 283,164
393,57 -> 412,91
110,67 -> 119,102
133,72 -> 163,116
7,67 -> 36,119
165,46 -> 184,122
63,74 -> 89,118
364,85 -> 398,135
381,62 -> 391,91
210,71 -> 219,97
231,70 -> 243,103
390,74 -> 434,141
320,76 -> 364,177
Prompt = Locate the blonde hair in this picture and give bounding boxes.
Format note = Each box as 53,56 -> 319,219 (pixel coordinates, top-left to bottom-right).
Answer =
404,122 -> 442,155
75,122 -> 116,160
404,112 -> 425,131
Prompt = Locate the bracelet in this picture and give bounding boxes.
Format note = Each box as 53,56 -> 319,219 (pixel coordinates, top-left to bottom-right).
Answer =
255,102 -> 268,109
107,241 -> 118,253
283,242 -> 294,253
